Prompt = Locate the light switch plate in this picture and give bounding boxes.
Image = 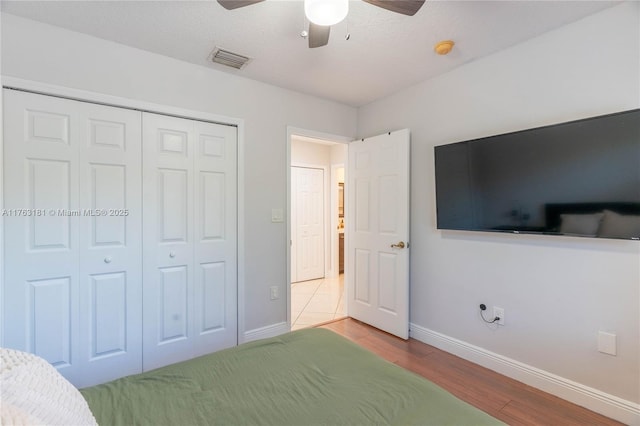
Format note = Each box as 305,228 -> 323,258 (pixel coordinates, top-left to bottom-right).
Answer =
271,208 -> 284,223
598,331 -> 617,356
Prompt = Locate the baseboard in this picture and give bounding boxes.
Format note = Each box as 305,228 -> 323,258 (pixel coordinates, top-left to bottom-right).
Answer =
242,322 -> 290,343
409,323 -> 640,425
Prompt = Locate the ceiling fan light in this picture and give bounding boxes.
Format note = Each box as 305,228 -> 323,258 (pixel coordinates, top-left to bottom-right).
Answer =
304,0 -> 349,26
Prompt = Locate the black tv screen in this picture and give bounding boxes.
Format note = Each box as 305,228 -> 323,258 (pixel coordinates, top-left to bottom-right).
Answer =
434,109 -> 640,240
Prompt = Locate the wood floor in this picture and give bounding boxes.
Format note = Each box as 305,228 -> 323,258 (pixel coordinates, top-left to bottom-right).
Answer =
319,318 -> 623,426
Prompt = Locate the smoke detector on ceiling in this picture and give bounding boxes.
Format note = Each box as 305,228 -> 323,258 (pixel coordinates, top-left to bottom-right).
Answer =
209,47 -> 252,70
434,40 -> 455,55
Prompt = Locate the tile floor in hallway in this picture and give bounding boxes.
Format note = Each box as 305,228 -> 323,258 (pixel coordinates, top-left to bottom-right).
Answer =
291,275 -> 345,331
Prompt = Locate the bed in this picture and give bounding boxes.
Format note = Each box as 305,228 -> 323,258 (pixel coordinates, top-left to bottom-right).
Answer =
3,328 -> 502,425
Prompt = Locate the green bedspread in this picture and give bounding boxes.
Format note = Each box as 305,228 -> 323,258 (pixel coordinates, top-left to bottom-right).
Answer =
81,328 -> 501,425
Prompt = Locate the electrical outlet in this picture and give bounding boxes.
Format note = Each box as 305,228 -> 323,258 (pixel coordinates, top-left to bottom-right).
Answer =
493,306 -> 505,326
270,286 -> 279,300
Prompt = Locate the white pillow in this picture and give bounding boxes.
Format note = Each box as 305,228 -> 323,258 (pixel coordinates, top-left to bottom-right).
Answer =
559,212 -> 604,236
598,209 -> 640,239
0,347 -> 97,426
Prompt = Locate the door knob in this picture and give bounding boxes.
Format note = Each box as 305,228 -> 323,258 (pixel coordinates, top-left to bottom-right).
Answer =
390,241 -> 405,249
169,251 -> 176,258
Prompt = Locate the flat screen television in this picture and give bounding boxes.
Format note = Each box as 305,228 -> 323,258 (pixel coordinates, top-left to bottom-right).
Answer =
434,109 -> 640,240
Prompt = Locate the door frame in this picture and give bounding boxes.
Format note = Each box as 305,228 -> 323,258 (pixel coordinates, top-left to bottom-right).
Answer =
286,126 -> 352,329
0,73 -> 4,346
330,163 -> 345,279
0,76 -> 246,344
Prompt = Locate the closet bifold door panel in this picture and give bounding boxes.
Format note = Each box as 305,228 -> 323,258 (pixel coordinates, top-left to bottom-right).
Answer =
142,112 -> 237,371
77,101 -> 143,387
2,89 -> 143,387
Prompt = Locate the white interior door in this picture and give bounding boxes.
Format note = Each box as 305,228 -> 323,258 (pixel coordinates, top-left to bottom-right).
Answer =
77,101 -> 143,387
3,90 -> 82,384
142,113 -> 194,370
192,120 -> 237,358
2,89 -> 142,387
142,112 -> 237,371
291,166 -> 324,283
347,129 -> 410,339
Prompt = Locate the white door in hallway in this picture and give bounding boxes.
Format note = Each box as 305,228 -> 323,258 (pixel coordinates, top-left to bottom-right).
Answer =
347,129 -> 410,339
142,112 -> 237,371
291,167 -> 324,282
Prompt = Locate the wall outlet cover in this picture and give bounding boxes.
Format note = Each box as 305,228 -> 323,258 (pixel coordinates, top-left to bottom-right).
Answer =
270,285 -> 279,300
271,208 -> 284,223
493,306 -> 505,326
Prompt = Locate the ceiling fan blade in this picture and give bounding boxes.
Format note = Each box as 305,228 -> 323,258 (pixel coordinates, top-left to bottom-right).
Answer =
362,0 -> 425,16
217,0 -> 265,10
308,23 -> 330,48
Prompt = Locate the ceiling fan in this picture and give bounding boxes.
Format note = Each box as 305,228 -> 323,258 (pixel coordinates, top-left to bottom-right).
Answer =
217,0 -> 426,48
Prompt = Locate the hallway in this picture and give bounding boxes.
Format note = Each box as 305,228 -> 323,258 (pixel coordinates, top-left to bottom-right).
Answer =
291,275 -> 345,330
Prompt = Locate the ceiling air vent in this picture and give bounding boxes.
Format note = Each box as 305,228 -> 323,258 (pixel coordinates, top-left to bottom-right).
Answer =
209,47 -> 252,70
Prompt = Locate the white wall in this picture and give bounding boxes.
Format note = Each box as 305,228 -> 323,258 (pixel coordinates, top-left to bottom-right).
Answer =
0,13 -> 357,333
330,143 -> 346,169
358,1 -> 639,406
291,138 -> 331,165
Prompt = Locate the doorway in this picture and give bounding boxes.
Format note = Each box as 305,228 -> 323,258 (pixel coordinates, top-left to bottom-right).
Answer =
288,132 -> 348,330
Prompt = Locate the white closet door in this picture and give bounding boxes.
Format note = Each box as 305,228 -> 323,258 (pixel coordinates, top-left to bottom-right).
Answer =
142,113 -> 194,370
77,102 -> 143,387
192,120 -> 237,357
142,113 -> 237,370
2,89 -> 142,386
3,90 -> 81,384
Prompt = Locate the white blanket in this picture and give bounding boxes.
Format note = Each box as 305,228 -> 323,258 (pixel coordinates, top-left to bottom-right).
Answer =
0,348 -> 96,426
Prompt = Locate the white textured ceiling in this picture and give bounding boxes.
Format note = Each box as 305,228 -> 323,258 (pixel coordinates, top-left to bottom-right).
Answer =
1,0 -> 618,106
